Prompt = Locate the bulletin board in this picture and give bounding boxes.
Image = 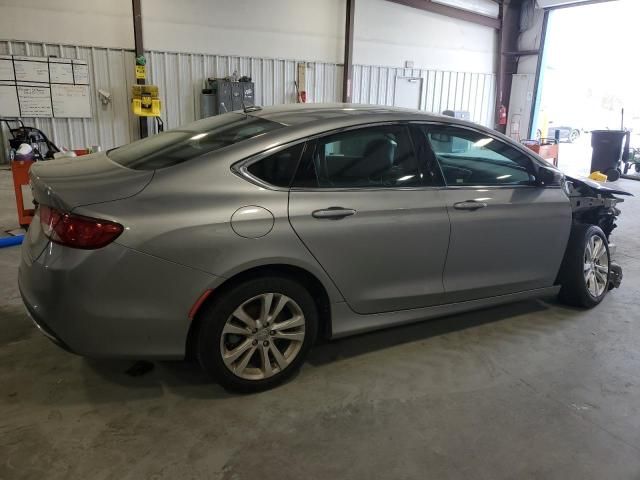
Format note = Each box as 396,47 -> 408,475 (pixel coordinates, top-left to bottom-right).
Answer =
0,55 -> 91,118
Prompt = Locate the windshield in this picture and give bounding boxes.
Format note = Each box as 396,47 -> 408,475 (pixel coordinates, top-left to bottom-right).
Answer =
108,113 -> 283,170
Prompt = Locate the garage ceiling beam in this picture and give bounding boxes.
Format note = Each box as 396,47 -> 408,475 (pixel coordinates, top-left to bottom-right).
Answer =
342,0 -> 355,103
386,0 -> 501,29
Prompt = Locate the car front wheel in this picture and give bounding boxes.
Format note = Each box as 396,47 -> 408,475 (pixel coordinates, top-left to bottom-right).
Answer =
558,224 -> 610,308
197,276 -> 318,392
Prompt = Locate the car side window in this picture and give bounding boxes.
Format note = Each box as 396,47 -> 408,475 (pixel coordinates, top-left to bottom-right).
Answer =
293,125 -> 422,188
246,143 -> 305,187
424,125 -> 535,187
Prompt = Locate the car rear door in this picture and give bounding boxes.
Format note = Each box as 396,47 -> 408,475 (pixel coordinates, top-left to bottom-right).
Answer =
417,123 -> 572,303
288,123 -> 450,314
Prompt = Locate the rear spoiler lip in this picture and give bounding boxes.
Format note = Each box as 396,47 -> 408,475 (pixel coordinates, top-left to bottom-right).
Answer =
28,155 -> 155,212
29,168 -> 72,211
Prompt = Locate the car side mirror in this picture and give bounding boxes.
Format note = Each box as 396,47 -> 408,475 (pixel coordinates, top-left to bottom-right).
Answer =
536,166 -> 563,186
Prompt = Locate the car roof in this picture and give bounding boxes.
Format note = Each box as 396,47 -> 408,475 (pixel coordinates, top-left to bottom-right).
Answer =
239,103 -> 550,170
247,103 -> 453,127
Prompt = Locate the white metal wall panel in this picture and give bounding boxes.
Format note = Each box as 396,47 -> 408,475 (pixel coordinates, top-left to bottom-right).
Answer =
352,64 -> 496,126
1,39 -> 496,153
144,52 -> 342,133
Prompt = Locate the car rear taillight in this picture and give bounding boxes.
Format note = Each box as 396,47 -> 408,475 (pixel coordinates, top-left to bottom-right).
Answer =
39,205 -> 123,249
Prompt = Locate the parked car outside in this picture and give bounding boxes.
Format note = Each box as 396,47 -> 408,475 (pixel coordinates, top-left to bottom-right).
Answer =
19,104 -> 629,392
547,124 -> 582,143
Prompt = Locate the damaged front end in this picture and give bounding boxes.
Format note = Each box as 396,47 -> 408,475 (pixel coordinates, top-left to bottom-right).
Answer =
564,175 -> 632,289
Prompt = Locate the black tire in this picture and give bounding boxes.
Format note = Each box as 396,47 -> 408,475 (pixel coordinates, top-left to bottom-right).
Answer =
558,224 -> 610,308
197,276 -> 318,393
635,163 -> 640,173
605,168 -> 621,182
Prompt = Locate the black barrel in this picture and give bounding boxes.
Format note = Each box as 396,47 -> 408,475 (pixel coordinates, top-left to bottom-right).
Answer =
590,130 -> 626,181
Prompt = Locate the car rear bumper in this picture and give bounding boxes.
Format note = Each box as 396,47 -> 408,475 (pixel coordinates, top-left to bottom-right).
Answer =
19,239 -> 222,359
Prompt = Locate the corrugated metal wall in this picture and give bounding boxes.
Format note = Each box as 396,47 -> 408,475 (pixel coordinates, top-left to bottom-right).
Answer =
145,51 -> 343,134
0,40 -> 138,153
352,65 -> 495,126
1,39 -> 495,152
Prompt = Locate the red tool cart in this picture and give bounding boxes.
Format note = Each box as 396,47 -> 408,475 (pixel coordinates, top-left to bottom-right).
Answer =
2,119 -> 60,227
522,138 -> 559,167
11,158 -> 36,227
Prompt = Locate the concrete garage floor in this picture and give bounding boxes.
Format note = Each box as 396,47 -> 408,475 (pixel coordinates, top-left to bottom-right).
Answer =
1,166 -> 640,480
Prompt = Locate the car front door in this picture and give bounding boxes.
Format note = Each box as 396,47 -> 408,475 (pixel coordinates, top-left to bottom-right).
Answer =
288,123 -> 450,314
418,123 -> 572,303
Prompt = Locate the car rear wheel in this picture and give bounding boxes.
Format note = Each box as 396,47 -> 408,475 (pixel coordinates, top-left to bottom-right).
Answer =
558,224 -> 610,308
197,276 -> 318,392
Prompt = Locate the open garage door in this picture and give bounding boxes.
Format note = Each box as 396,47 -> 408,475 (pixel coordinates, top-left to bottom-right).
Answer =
530,0 -> 638,176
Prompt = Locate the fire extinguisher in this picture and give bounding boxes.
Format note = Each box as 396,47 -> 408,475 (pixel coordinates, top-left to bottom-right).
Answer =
498,105 -> 508,126
294,81 -> 306,103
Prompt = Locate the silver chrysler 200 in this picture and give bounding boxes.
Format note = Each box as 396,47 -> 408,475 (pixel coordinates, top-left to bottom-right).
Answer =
19,104 -> 629,392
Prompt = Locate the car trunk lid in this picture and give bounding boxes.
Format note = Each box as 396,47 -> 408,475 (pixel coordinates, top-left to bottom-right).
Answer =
29,152 -> 154,211
24,153 -> 152,261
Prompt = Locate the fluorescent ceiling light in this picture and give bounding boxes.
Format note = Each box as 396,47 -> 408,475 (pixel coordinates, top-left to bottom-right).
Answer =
431,0 -> 499,18
190,133 -> 207,140
536,0 -> 595,7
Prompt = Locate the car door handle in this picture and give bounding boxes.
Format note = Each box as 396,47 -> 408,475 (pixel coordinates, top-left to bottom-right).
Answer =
453,201 -> 487,211
312,207 -> 357,220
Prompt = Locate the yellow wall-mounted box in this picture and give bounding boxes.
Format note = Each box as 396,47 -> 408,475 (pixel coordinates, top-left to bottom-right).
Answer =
131,85 -> 161,117
132,98 -> 161,116
135,65 -> 146,80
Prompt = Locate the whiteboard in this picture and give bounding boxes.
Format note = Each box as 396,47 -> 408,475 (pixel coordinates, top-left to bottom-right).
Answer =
51,84 -> 90,117
0,56 -> 15,81
14,56 -> 49,83
0,55 -> 91,118
49,62 -> 74,84
73,62 -> 89,85
0,83 -> 20,117
17,85 -> 52,117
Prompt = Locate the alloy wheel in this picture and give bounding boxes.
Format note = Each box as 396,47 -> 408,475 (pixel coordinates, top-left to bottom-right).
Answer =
220,293 -> 306,380
583,235 -> 609,298
569,130 -> 580,143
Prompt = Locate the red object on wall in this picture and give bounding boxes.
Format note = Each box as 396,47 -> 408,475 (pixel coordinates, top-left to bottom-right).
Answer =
498,105 -> 508,126
11,159 -> 36,227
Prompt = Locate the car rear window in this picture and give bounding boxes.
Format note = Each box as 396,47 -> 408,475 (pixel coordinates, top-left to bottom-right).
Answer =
246,143 -> 305,187
108,114 -> 282,170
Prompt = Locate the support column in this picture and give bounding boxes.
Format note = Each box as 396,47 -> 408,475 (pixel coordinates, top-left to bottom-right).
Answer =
342,0 -> 355,103
132,0 -> 148,138
495,0 -> 520,133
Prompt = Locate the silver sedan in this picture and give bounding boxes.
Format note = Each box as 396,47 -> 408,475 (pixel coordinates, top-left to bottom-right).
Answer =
19,104 -> 628,392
